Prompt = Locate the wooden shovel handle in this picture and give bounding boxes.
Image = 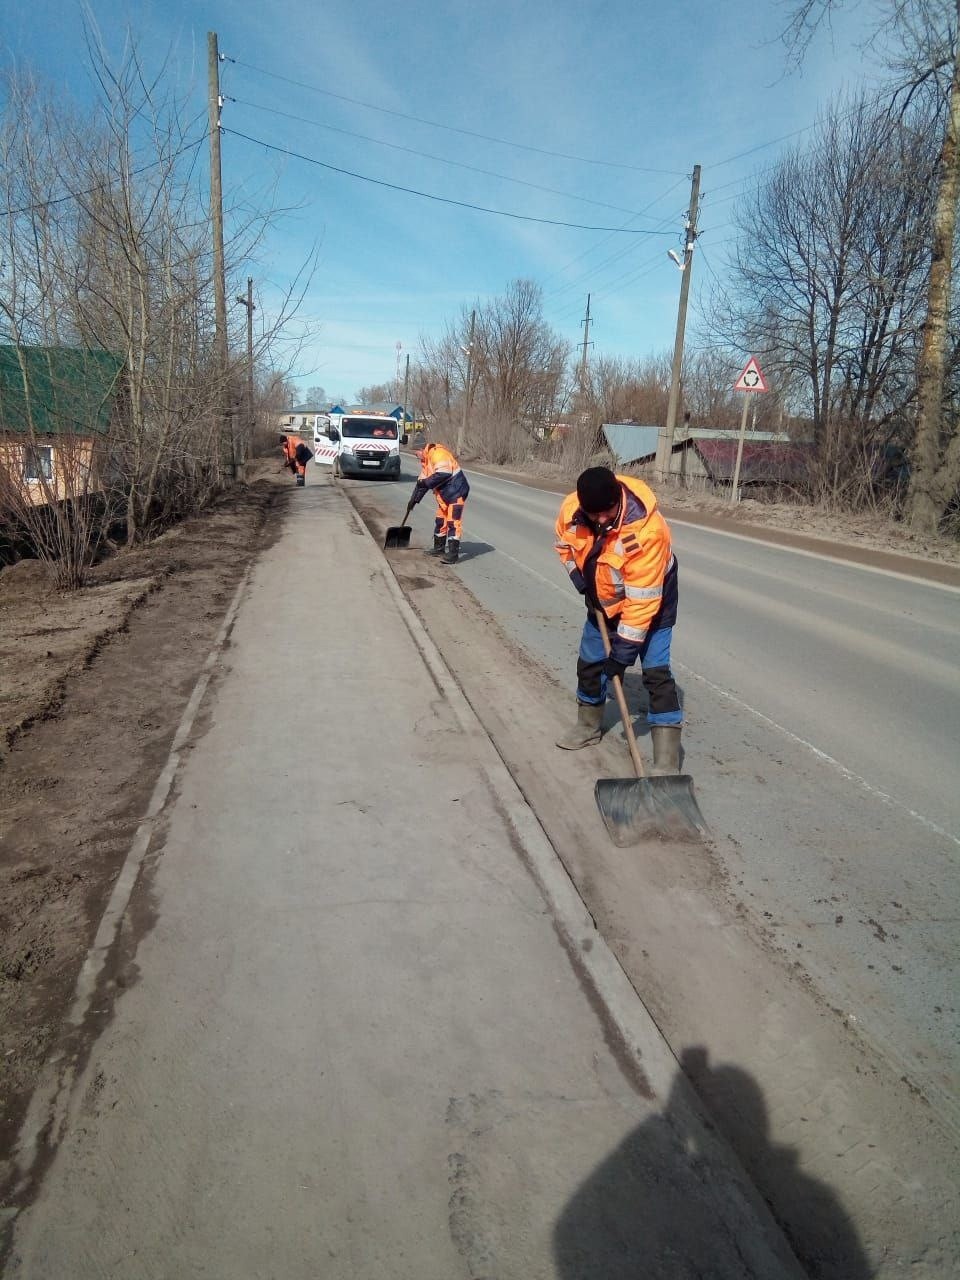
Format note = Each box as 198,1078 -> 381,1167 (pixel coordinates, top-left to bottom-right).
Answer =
594,606 -> 646,780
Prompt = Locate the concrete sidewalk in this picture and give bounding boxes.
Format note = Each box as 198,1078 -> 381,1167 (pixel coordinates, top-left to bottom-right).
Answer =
7,477 -> 802,1279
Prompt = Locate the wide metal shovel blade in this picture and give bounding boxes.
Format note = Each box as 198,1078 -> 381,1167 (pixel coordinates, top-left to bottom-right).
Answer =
595,775 -> 708,847
384,524 -> 412,549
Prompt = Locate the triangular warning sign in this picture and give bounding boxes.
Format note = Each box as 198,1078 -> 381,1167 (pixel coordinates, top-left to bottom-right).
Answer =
734,356 -> 768,393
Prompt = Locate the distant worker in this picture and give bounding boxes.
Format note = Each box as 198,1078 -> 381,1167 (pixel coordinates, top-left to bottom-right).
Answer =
294,441 -> 313,487
410,439 -> 470,565
279,433 -> 298,477
553,466 -> 683,773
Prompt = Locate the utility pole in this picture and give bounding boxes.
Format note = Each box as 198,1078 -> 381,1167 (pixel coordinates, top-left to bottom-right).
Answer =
655,164 -> 701,485
208,31 -> 231,479
401,353 -> 410,439
456,309 -> 476,457
236,277 -> 255,479
578,293 -> 593,390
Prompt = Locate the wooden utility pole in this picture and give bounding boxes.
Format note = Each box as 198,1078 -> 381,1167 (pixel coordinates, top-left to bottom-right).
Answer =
456,309 -> 476,457
208,31 -> 231,478
236,277 -> 255,478
655,164 -> 701,485
579,293 -> 593,389
402,353 -> 410,438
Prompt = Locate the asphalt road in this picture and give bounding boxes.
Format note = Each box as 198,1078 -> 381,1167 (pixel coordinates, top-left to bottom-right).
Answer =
351,461 -> 960,1131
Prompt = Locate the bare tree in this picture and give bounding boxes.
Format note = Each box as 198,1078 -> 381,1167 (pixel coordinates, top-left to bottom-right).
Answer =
783,0 -> 960,528
353,381 -> 395,405
0,34 -> 316,580
716,94 -> 937,504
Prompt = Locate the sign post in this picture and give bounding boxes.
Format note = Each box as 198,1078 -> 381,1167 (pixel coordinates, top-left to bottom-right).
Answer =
730,357 -> 768,504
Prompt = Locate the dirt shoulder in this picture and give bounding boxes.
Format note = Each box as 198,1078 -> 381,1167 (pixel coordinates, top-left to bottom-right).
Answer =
460,459 -> 960,586
0,466 -> 287,1178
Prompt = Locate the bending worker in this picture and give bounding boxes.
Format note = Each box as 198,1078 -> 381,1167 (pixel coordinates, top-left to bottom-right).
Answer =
410,440 -> 470,565
554,465 -> 683,774
279,433 -> 298,477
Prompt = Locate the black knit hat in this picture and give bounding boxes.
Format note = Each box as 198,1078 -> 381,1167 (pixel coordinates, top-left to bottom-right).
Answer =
577,466 -> 620,514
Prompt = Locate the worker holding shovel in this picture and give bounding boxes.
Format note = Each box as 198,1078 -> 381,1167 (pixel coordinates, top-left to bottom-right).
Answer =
409,439 -> 470,565
554,466 -> 682,773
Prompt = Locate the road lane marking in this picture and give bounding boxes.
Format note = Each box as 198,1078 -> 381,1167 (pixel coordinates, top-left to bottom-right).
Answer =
467,471 -> 960,595
675,662 -> 959,849
468,530 -> 960,849
668,518 -> 960,595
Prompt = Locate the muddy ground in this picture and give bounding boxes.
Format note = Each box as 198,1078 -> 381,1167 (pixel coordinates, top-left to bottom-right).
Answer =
0,467 -> 287,1177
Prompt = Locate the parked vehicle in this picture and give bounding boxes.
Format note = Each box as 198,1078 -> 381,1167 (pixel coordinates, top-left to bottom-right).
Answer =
312,413 -> 407,480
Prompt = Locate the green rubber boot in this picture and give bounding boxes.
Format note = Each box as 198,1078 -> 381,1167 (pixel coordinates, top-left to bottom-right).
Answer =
649,724 -> 682,775
556,702 -> 603,750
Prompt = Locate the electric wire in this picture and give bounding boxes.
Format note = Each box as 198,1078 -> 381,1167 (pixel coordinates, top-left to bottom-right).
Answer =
0,133 -> 206,219
222,54 -> 688,176
540,175 -> 690,292
221,126 -> 678,233
226,95 -> 670,220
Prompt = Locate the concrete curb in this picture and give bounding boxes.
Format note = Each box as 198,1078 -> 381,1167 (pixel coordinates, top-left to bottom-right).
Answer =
343,482 -> 805,1273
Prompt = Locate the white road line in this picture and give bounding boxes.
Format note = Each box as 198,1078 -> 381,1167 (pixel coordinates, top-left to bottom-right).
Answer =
475,530 -> 960,849
668,517 -> 960,595
676,662 -> 959,848
468,470 -> 960,595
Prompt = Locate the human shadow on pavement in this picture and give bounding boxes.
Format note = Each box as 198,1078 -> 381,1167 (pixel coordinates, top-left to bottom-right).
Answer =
602,673 -> 688,743
553,1047 -> 872,1280
455,540 -> 496,562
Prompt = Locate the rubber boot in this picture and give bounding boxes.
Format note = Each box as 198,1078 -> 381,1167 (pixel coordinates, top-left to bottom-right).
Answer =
649,724 -> 682,776
556,702 -> 603,750
441,538 -> 460,565
425,534 -> 446,557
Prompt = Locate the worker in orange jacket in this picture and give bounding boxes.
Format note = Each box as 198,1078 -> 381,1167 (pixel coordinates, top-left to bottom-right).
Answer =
410,440 -> 470,565
554,466 -> 683,774
279,434 -> 298,477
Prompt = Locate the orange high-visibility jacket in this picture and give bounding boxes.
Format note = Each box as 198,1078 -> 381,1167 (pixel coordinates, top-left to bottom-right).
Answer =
414,443 -> 469,503
281,437 -> 297,461
555,475 -> 677,648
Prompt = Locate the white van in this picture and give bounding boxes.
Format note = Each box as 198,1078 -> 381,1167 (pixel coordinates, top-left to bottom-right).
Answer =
312,412 -> 407,480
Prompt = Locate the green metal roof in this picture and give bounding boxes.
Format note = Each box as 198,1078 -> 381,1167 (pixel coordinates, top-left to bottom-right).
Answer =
0,345 -> 124,437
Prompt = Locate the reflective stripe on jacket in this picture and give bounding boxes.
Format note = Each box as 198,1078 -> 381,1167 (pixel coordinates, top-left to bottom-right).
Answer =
554,475 -> 678,650
417,443 -> 470,502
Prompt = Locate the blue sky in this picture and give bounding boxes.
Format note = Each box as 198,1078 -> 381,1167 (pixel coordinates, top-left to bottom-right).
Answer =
4,0 -> 885,401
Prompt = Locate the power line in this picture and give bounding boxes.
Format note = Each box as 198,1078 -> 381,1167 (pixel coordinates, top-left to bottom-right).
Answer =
223,54 -> 688,177
226,95 -> 668,220
545,198 -> 686,301
540,175 -> 689,292
221,127 -> 679,234
0,134 -> 206,219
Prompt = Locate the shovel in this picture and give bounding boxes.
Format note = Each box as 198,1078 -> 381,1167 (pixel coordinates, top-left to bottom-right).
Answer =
384,499 -> 415,549
592,607 -> 708,846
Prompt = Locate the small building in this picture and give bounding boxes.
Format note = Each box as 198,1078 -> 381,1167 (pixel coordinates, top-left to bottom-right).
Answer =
602,423 -> 813,493
636,430 -> 813,492
0,345 -> 125,507
346,401 -> 413,424
601,424 -> 660,467
277,403 -> 332,432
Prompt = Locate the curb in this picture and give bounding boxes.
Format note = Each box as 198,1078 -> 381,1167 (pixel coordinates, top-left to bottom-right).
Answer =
343,481 -> 805,1273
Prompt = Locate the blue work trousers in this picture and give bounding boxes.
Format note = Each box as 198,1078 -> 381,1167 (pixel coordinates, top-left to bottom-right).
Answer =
576,614 -> 682,725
